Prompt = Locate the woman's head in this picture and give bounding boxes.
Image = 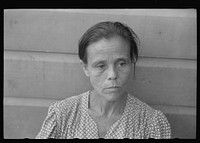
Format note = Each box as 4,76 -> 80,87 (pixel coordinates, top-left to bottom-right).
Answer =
79,21 -> 140,100
78,21 -> 139,64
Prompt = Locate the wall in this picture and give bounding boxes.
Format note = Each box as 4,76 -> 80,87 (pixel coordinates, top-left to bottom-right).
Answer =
4,9 -> 196,139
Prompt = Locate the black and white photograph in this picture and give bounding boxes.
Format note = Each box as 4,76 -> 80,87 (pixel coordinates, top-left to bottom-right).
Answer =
3,9 -> 196,139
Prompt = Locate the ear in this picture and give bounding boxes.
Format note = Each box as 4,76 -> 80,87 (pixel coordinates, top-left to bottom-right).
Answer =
132,61 -> 136,79
130,59 -> 135,78
80,60 -> 89,77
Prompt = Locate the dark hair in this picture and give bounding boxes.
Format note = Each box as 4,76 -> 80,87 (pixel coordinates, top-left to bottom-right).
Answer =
78,21 -> 139,64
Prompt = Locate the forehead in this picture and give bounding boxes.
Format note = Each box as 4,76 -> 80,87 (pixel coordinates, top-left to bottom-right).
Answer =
87,36 -> 130,62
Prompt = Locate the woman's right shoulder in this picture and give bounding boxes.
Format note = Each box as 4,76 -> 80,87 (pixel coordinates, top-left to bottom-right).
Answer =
48,91 -> 89,115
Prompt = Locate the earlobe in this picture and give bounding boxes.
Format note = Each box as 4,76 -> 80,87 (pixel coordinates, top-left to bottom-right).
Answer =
84,70 -> 89,77
80,60 -> 89,77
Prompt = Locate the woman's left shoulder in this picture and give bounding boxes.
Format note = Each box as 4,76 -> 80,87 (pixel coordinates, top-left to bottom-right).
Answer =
127,94 -> 166,118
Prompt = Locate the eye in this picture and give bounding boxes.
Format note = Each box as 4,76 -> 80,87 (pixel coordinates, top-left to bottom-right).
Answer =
118,61 -> 127,67
96,64 -> 106,69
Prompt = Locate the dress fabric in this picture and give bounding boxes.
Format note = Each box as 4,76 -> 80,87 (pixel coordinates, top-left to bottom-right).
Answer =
36,91 -> 171,139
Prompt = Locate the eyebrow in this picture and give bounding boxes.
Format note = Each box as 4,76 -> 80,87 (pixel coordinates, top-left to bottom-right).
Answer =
116,57 -> 129,62
92,57 -> 129,66
92,60 -> 106,66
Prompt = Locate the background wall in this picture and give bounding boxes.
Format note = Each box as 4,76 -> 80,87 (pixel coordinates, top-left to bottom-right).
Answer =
4,9 -> 196,139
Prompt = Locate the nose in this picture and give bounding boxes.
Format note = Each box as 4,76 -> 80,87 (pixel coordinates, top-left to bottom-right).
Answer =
107,66 -> 117,80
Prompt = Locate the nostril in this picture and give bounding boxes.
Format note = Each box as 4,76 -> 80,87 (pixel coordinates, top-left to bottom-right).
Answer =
108,75 -> 117,80
107,67 -> 118,80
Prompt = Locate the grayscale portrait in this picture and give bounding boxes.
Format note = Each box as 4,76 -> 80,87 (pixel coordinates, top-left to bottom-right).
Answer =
4,9 -> 196,139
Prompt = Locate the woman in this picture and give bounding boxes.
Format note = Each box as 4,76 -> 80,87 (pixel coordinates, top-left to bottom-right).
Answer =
36,21 -> 171,139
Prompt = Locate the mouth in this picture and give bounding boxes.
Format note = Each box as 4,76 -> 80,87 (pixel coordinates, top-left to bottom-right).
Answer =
106,86 -> 120,90
107,86 -> 119,88
104,86 -> 120,93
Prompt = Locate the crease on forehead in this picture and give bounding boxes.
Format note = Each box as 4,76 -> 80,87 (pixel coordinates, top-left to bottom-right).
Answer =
89,48 -> 130,65
87,37 -> 130,63
93,36 -> 128,50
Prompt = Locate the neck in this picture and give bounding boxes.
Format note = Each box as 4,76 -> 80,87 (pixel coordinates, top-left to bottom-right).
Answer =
89,90 -> 127,118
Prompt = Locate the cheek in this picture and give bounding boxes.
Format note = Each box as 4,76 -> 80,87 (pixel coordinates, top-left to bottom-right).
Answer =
89,71 -> 106,89
119,67 -> 133,84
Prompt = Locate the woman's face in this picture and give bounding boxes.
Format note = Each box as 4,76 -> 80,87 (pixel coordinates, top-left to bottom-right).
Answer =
81,35 -> 133,101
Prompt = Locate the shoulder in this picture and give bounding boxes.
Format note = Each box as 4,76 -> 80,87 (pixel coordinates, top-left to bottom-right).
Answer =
128,94 -> 171,138
36,91 -> 89,139
127,94 -> 168,121
128,94 -> 156,115
49,91 -> 89,116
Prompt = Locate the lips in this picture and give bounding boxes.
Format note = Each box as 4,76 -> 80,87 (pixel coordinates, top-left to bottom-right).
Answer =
105,86 -> 121,90
107,86 -> 120,89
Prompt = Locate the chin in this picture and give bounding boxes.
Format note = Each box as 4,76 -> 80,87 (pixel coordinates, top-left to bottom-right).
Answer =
103,92 -> 122,101
94,88 -> 125,101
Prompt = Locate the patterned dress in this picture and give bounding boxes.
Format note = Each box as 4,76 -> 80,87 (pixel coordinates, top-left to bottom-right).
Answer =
36,91 -> 171,139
